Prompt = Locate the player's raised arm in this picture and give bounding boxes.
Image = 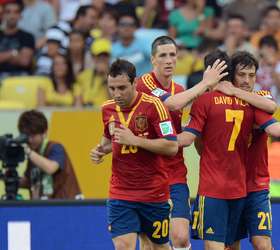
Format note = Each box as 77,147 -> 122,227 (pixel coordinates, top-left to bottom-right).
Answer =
164,59 -> 228,111
216,81 -> 277,114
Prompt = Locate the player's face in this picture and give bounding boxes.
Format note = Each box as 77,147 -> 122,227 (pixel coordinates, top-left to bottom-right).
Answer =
108,74 -> 136,108
233,64 -> 256,92
28,134 -> 45,151
151,44 -> 177,78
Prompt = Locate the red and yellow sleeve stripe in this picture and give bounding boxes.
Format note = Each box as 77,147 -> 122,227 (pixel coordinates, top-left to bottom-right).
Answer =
102,99 -> 115,107
142,73 -> 157,91
142,94 -> 168,121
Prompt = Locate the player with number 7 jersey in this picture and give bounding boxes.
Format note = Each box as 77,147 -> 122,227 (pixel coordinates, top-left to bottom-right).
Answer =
184,90 -> 274,200
181,90 -> 274,245
176,50 -> 276,248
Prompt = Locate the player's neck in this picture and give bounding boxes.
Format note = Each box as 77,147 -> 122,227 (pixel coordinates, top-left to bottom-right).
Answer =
153,70 -> 172,88
126,91 -> 139,108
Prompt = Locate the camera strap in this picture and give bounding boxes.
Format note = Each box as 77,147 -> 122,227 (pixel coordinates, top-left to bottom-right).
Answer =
39,138 -> 49,155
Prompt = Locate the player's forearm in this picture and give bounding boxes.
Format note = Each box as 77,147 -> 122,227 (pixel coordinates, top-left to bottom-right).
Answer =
165,81 -> 209,111
234,88 -> 277,114
265,122 -> 280,137
133,137 -> 178,156
100,136 -> 112,154
177,131 -> 196,147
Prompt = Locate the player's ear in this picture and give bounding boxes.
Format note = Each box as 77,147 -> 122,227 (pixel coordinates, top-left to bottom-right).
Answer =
151,55 -> 155,66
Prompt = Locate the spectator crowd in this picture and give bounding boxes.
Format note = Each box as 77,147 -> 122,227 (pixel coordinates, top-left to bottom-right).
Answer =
0,0 -> 280,106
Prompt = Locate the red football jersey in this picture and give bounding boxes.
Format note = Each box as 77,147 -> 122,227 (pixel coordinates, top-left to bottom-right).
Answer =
102,92 -> 177,202
247,91 -> 277,192
185,91 -> 274,199
137,72 -> 187,185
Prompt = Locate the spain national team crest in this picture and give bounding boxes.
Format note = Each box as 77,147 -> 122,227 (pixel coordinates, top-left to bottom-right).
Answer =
135,115 -> 148,132
108,115 -> 115,136
109,122 -> 115,136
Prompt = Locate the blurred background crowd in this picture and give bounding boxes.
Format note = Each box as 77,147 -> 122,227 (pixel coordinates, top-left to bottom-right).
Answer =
0,0 -> 280,108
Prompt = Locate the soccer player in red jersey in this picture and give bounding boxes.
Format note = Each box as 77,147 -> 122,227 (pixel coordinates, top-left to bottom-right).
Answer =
136,36 -> 227,250
90,59 -> 178,250
216,52 -> 280,250
177,50 -> 277,250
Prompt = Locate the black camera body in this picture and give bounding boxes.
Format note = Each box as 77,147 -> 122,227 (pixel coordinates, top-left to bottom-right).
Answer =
0,134 -> 28,200
0,134 -> 27,167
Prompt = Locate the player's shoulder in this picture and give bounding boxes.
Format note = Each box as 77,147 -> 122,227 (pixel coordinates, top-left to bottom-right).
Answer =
101,99 -> 116,110
141,92 -> 161,104
140,93 -> 169,120
140,93 -> 165,110
137,72 -> 157,90
254,90 -> 273,99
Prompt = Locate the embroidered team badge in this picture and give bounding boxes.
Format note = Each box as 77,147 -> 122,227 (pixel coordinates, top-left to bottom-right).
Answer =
108,115 -> 115,136
135,115 -> 148,132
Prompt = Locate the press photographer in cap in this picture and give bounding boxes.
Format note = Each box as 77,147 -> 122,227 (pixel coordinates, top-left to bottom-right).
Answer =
18,109 -> 82,200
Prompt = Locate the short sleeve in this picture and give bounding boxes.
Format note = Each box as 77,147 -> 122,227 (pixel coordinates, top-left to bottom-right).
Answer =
136,77 -> 170,101
254,108 -> 277,130
255,90 -> 273,100
102,105 -> 112,139
183,95 -> 208,136
168,9 -> 180,27
48,144 -> 66,169
149,98 -> 177,141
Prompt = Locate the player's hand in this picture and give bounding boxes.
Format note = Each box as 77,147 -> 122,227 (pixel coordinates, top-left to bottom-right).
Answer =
114,125 -> 136,146
90,144 -> 106,164
215,81 -> 236,96
203,59 -> 228,88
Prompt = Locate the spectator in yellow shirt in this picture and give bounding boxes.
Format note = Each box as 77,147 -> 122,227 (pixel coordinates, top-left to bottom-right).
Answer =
38,54 -> 79,106
75,38 -> 111,107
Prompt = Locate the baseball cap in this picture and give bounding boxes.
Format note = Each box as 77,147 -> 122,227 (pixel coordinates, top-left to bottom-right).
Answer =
46,29 -> 64,44
90,38 -> 111,56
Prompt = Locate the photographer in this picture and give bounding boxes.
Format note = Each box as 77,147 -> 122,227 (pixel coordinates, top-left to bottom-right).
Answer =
18,110 -> 81,200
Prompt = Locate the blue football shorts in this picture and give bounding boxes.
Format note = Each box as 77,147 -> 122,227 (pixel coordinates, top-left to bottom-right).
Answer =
170,183 -> 191,221
107,199 -> 171,244
231,189 -> 272,243
191,195 -> 245,244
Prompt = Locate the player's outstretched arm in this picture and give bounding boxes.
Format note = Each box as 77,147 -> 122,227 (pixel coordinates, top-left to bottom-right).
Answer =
90,136 -> 112,164
265,122 -> 280,137
114,125 -> 178,156
216,81 -> 277,114
164,59 -> 228,111
177,131 -> 197,147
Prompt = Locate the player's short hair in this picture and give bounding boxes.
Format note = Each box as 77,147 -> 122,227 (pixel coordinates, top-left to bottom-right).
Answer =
151,36 -> 177,55
231,51 -> 259,78
204,49 -> 231,81
18,110 -> 48,135
109,59 -> 136,84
